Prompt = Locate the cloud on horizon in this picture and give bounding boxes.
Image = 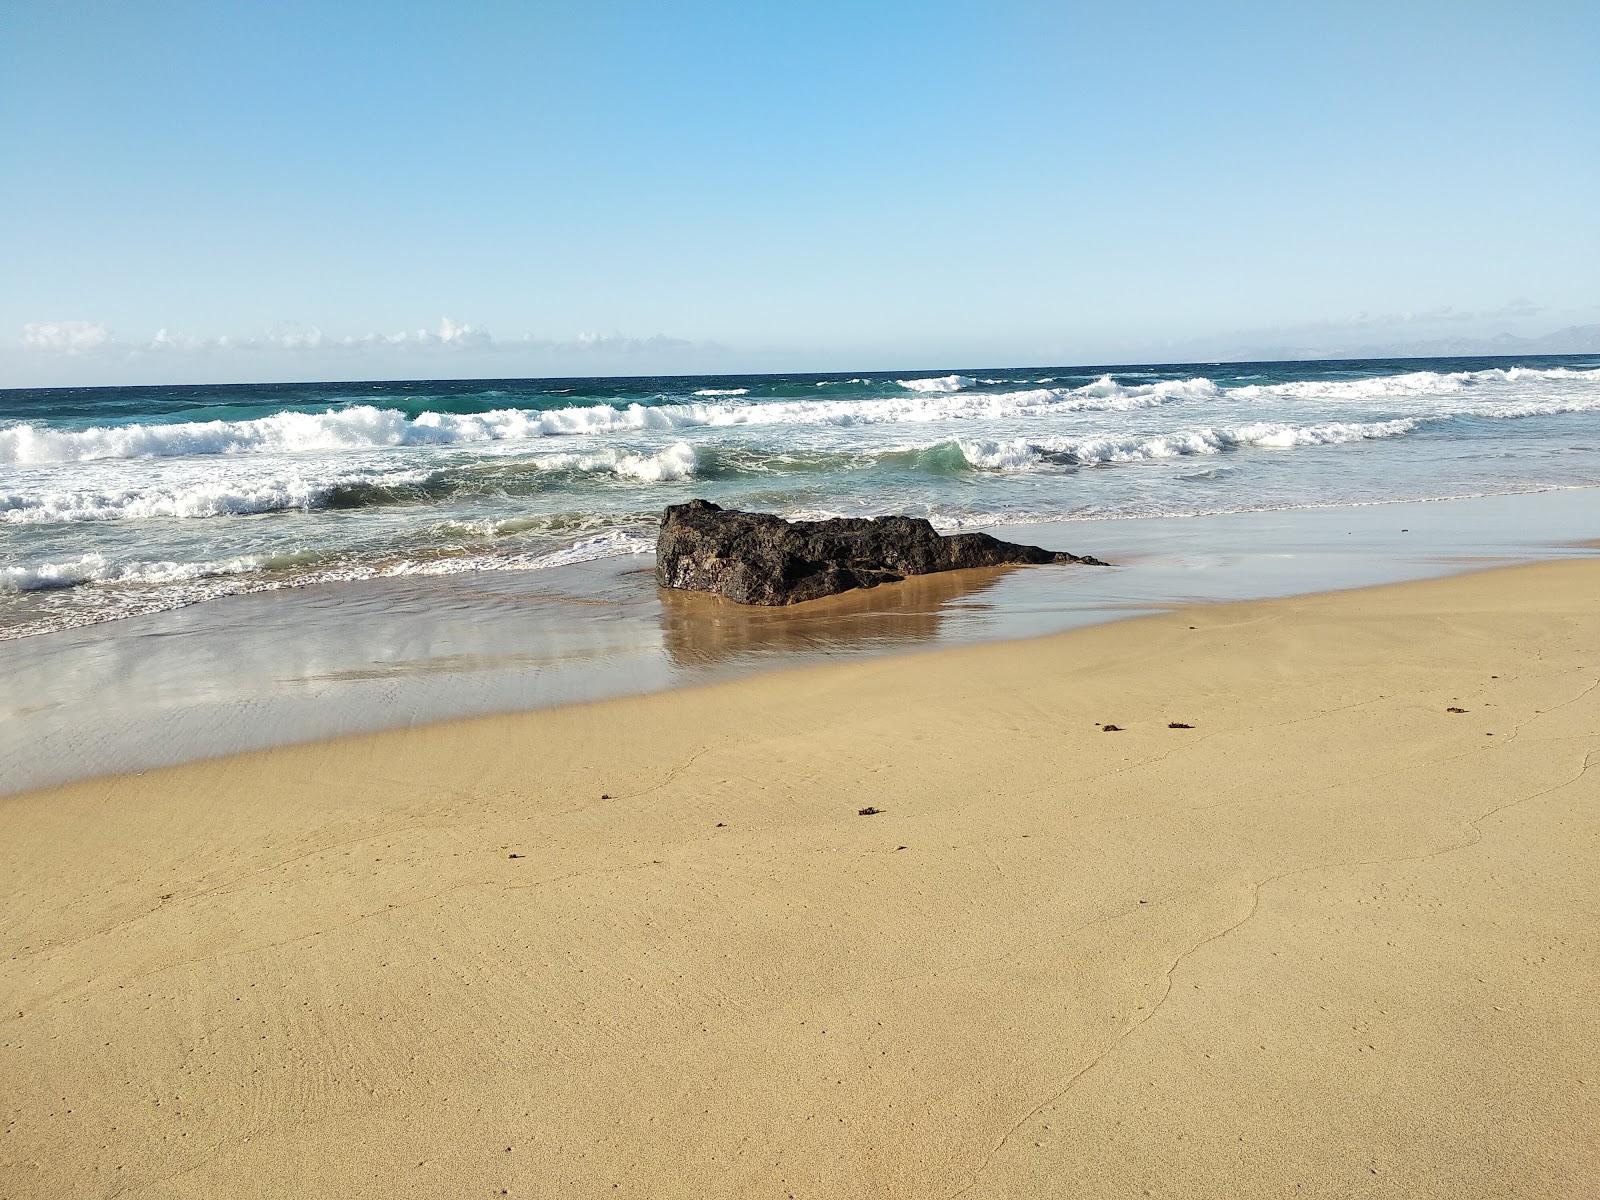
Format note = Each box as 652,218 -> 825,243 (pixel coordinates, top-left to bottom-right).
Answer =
16,318 -> 704,360
22,321 -> 114,352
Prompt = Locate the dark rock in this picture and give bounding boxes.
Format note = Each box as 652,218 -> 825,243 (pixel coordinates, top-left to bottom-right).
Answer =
656,499 -> 1107,605
858,806 -> 884,816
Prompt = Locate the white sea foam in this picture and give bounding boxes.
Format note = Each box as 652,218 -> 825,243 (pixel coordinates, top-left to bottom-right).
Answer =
955,419 -> 1419,471
1228,364 -> 1600,403
0,554 -> 112,592
1074,375 -> 1220,403
0,466 -> 430,523
382,529 -> 656,578
1,442 -> 695,523
1474,397 -> 1600,420
896,374 -> 976,393
0,406 -> 443,463
3,484 -> 311,524
531,441 -> 697,482
1,552 -> 263,593
5,365 -> 1593,469
0,405 -> 660,463
692,388 -> 749,396
0,527 -> 657,634
5,364 -> 1585,474
0,381 -> 1204,464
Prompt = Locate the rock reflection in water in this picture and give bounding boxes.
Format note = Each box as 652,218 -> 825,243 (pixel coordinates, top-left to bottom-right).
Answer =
658,566 -> 1015,667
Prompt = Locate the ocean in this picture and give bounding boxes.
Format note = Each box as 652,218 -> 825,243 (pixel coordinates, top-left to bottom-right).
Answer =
3,354 -> 1599,641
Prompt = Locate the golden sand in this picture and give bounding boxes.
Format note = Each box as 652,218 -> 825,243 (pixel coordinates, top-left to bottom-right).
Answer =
3,559 -> 1597,1198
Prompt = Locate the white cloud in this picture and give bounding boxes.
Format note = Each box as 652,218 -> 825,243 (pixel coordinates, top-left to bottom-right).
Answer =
8,317 -> 719,385
148,318 -> 492,354
21,317 -> 502,358
568,331 -> 695,354
22,321 -> 110,352
435,317 -> 481,346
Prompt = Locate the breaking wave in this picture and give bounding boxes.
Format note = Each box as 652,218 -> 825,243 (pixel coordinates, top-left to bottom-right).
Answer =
4,362 -> 1597,468
0,380 -> 1219,464
953,419 -> 1420,471
1230,364 -> 1600,403
896,375 -> 976,393
2,442 -> 698,523
1,552 -> 265,594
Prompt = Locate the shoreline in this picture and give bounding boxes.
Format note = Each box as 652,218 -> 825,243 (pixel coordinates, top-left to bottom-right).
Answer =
4,482 -> 1594,649
3,557 -> 1597,1197
4,485 -> 1599,796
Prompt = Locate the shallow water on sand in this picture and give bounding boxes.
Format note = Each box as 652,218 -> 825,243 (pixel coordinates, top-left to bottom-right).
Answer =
2,486 -> 1595,795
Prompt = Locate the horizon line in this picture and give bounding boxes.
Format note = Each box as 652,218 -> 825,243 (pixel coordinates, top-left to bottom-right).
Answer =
6,348 -> 1600,395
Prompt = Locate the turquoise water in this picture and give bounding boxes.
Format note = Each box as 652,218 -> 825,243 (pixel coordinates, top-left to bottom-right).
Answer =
3,355 -> 1599,637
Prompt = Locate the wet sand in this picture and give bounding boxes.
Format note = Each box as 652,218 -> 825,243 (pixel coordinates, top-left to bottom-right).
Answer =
3,557 -> 1597,1198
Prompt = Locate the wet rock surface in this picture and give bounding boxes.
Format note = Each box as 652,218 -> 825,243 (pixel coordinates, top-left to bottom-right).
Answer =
656,499 -> 1108,605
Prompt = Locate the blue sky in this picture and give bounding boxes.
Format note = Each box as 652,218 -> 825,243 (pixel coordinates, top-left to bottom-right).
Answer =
3,0 -> 1596,386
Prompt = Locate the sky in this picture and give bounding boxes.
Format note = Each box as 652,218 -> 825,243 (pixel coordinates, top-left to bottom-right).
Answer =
2,0 -> 1597,387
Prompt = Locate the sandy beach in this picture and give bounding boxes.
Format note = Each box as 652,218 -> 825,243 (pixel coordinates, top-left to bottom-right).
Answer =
3,557 -> 1597,1198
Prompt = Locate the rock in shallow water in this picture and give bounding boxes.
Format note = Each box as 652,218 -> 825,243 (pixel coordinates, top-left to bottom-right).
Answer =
656,499 -> 1108,605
